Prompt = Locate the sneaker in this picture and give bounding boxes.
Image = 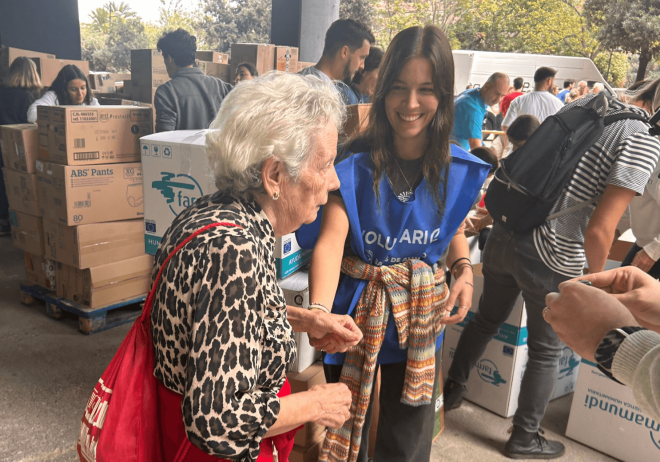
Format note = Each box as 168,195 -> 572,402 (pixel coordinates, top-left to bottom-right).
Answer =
503,425 -> 565,459
443,378 -> 466,411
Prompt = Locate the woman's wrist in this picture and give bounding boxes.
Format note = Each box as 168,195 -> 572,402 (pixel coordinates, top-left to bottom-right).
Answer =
453,262 -> 474,280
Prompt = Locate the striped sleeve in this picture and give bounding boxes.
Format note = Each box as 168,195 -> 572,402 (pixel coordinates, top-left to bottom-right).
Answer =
608,132 -> 660,194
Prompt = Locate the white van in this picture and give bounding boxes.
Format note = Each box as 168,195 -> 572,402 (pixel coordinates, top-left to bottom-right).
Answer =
453,50 -> 615,97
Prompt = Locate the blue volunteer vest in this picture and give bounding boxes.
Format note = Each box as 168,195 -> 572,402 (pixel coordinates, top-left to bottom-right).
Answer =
325,147 -> 490,365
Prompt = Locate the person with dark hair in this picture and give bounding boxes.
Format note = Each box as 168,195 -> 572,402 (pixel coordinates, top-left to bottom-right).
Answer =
451,72 -> 510,151
445,77 -> 660,460
154,28 -> 232,132
501,66 -> 563,151
298,19 -> 374,85
470,146 -> 498,173
339,46 -> 384,104
0,57 -> 44,234
27,64 -> 98,123
557,78 -> 575,103
308,26 -> 490,462
500,76 -> 524,118
506,114 -> 540,152
234,62 -> 258,84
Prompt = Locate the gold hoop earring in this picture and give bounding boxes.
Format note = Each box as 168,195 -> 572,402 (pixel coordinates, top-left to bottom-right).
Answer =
272,191 -> 280,200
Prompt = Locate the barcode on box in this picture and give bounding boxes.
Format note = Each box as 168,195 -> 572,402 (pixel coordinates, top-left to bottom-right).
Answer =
73,151 -> 99,161
74,201 -> 91,208
74,138 -> 85,148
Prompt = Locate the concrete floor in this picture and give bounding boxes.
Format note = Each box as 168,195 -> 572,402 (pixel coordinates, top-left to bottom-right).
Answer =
0,235 -> 618,462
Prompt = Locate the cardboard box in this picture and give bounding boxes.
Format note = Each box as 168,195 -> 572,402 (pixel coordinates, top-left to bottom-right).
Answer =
0,124 -> 39,173
56,254 -> 153,308
43,219 -> 145,269
132,85 -> 158,104
441,264 -> 580,418
9,210 -> 44,256
88,72 -> 131,91
275,46 -> 299,72
566,359 -> 660,462
3,168 -> 39,216
36,161 -> 144,226
287,361 -> 326,394
131,49 -> 170,87
199,62 -> 231,83
279,271 -> 321,373
290,446 -> 304,462
31,58 -> 90,87
230,43 -> 275,79
276,233 -> 312,279
24,251 -> 56,290
288,361 -> 327,459
196,51 -> 228,64
0,47 -> 55,73
343,104 -> 371,139
37,105 -> 152,165
140,130 -> 216,254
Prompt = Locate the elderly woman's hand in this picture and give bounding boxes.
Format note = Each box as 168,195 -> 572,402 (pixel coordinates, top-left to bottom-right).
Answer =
307,311 -> 363,354
307,383 -> 353,428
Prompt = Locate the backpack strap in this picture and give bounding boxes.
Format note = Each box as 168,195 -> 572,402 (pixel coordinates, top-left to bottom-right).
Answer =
604,112 -> 649,126
142,222 -> 243,320
546,195 -> 602,222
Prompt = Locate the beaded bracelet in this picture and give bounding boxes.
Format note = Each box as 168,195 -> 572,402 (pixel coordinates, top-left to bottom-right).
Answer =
309,303 -> 330,313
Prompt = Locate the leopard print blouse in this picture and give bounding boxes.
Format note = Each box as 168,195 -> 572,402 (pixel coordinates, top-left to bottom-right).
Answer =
151,192 -> 296,461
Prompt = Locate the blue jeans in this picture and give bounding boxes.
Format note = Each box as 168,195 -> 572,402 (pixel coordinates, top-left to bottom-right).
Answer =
447,222 -> 570,432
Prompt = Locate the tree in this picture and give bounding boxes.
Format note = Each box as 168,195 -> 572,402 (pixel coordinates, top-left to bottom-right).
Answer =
89,1 -> 137,33
340,0 -> 376,29
200,0 -> 271,53
585,0 -> 660,82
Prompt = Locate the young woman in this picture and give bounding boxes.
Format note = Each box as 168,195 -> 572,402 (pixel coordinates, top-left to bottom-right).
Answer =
27,64 -> 98,122
309,26 -> 490,462
0,57 -> 43,125
234,62 -> 258,84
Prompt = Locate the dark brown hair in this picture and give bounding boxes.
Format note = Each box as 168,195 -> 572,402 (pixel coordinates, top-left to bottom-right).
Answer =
346,25 -> 455,217
51,65 -> 93,105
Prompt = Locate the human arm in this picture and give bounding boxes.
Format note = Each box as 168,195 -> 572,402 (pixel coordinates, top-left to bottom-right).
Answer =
441,221 -> 475,325
26,90 -> 57,123
468,138 -> 483,150
154,86 -> 177,132
634,165 -> 660,270
584,184 -> 636,274
307,195 -> 355,352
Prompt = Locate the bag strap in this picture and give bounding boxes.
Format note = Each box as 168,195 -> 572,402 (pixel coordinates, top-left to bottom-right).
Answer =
546,195 -> 602,222
142,222 -> 243,320
604,112 -> 649,126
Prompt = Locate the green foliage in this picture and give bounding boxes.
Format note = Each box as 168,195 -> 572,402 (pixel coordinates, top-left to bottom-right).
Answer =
594,51 -> 630,87
340,0 -> 376,29
199,0 -> 271,53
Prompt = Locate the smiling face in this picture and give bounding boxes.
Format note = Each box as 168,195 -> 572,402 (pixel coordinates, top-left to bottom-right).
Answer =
67,79 -> 87,105
384,57 -> 439,149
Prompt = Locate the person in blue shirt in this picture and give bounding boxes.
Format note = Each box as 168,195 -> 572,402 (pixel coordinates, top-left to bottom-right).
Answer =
556,79 -> 575,103
309,26 -> 490,462
450,72 -> 510,151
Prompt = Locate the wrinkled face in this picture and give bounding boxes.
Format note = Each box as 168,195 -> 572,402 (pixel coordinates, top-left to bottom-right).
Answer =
482,77 -> 509,106
278,121 -> 340,232
385,57 -> 439,146
343,40 -> 371,81
578,81 -> 588,95
359,68 -> 380,97
68,79 -> 87,104
235,66 -> 254,84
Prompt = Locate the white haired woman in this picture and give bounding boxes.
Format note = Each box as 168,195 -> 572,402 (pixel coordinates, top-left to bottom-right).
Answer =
150,73 -> 360,462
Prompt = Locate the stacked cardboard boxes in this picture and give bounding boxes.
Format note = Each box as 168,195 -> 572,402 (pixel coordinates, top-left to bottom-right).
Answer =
131,50 -> 170,104
442,264 -> 581,418
2,105 -> 157,309
0,47 -> 89,87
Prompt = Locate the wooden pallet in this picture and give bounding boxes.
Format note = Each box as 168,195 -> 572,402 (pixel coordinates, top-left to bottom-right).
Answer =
19,283 -> 146,335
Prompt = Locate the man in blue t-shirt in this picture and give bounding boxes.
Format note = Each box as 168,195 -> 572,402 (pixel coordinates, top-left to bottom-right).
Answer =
556,79 -> 575,103
451,72 -> 510,151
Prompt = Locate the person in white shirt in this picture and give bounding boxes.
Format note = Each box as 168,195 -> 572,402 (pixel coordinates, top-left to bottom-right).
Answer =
27,64 -> 99,123
501,67 -> 564,151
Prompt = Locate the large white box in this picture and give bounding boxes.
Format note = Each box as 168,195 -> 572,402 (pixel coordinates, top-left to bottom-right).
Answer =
140,130 -> 312,278
442,264 -> 580,417
278,270 -> 321,373
140,131 -> 215,255
566,359 -> 660,462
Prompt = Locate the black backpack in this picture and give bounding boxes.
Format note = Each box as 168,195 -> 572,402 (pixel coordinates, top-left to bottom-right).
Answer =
485,95 -> 649,233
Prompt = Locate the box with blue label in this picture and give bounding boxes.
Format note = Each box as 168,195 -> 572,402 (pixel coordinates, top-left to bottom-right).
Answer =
442,264 -> 579,417
566,359 -> 660,462
276,233 -> 311,279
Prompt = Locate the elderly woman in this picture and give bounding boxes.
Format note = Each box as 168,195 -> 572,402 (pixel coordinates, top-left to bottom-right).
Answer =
151,73 -> 360,462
